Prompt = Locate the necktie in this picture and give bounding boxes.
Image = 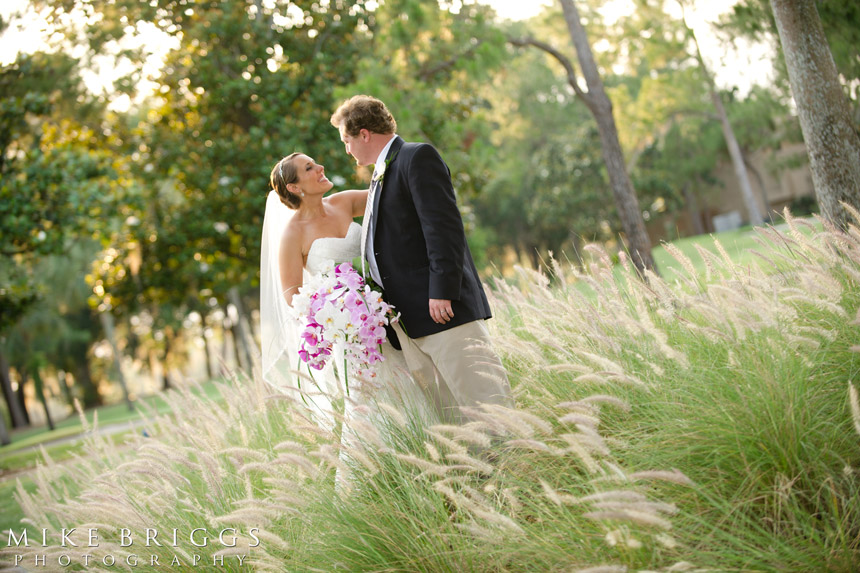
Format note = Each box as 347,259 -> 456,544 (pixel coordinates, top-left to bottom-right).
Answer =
360,175 -> 381,279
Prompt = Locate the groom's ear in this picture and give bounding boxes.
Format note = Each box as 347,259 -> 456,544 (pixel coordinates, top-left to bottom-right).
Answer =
359,128 -> 372,142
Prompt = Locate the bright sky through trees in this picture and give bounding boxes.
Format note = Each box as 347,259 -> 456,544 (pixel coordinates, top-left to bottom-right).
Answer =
0,0 -> 772,103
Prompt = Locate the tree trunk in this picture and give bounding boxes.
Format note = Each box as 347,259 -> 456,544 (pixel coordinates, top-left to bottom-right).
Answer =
0,409 -> 10,445
685,14 -> 764,226
202,318 -> 215,381
683,183 -> 706,236
31,369 -> 55,431
58,370 -> 74,406
73,358 -> 102,408
558,0 -> 656,273
99,312 -> 135,411
743,154 -> 773,224
0,346 -> 28,428
771,0 -> 860,230
228,287 -> 254,373
230,321 -> 247,372
15,376 -> 30,425
528,246 -> 541,271
221,315 -> 231,369
161,334 -> 174,391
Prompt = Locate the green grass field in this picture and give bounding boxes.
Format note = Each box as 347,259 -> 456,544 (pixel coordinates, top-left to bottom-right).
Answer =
3,216 -> 858,571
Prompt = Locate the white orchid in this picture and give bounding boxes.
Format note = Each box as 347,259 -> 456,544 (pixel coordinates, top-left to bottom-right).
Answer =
292,262 -> 399,393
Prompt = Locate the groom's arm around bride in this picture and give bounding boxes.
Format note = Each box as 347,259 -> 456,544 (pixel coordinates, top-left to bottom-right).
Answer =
330,95 -> 513,423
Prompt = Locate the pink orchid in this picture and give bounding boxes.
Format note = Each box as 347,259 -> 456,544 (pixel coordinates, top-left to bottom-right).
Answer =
291,261 -> 400,387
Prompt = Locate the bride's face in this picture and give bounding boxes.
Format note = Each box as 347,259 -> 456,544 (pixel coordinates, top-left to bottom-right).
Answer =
291,155 -> 334,196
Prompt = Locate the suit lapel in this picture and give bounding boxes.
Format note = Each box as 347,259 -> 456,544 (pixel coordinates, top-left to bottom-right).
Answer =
370,136 -> 403,233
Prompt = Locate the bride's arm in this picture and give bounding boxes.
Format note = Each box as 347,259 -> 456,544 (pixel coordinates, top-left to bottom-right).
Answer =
279,225 -> 304,306
330,189 -> 369,218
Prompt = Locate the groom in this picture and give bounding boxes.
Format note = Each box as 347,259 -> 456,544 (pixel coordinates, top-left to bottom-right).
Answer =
330,95 -> 513,421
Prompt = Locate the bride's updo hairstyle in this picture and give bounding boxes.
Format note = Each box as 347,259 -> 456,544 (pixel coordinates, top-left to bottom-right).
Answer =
330,95 -> 397,137
270,152 -> 303,209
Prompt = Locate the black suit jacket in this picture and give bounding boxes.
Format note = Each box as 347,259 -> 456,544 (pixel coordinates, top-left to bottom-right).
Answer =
368,136 -> 492,339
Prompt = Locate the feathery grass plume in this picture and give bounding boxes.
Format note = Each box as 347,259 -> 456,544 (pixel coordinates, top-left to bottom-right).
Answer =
557,433 -> 601,474
605,528 -> 643,548
693,243 -> 724,283
221,446 -> 268,464
137,441 -> 203,470
559,412 -> 601,429
849,382 -> 860,437
573,373 -> 611,386
579,394 -> 631,412
395,453 -> 457,477
215,505 -> 281,524
250,528 -> 293,553
539,479 -> 580,506
433,480 -> 523,534
273,452 -> 321,479
339,443 -> 379,477
786,334 -> 821,351
662,242 -> 700,287
505,438 -> 559,455
628,470 -> 695,487
347,416 -> 385,449
785,213 -> 840,265
574,351 -> 625,375
426,429 -> 468,454
422,440 -> 441,461
581,490 -> 647,504
584,509 -> 673,530
452,521 -> 500,541
376,401 -> 408,428
574,565 -> 628,573
575,432 -> 611,457
795,324 -> 838,342
748,247 -> 786,273
510,407 -> 554,434
710,235 -> 739,277
445,453 -> 494,475
72,397 -> 90,433
592,500 -> 678,515
784,294 -> 848,318
431,422 -> 493,447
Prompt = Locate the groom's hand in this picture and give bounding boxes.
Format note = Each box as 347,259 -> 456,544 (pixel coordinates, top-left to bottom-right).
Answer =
429,298 -> 454,324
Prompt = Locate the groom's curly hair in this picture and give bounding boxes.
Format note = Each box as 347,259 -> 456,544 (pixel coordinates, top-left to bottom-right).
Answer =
330,95 -> 397,136
270,152 -> 303,209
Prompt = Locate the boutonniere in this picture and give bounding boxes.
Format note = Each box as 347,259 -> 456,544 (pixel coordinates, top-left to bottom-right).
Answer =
372,151 -> 398,185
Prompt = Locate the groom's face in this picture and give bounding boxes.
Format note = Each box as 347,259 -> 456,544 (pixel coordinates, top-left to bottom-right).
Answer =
339,126 -> 375,167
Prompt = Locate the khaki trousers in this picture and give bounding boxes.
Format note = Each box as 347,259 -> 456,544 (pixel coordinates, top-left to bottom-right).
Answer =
393,320 -> 513,423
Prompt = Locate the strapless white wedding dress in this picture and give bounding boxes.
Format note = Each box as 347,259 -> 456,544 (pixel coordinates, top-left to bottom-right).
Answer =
305,221 -> 362,276
260,191 -> 436,491
303,222 -> 434,464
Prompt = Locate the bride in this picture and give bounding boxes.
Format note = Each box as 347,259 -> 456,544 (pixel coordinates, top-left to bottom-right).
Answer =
259,152 -> 432,455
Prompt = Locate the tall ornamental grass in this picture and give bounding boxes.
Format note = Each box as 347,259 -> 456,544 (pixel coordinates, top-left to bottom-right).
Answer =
4,209 -> 859,572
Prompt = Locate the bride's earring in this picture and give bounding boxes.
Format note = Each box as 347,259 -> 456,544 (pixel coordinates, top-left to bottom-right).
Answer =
300,191 -> 305,197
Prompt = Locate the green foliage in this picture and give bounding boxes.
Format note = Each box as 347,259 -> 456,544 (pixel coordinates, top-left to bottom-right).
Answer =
336,0 -> 508,198
719,0 -> 860,120
63,0 -> 375,325
470,26 -> 616,266
0,52 -> 118,325
605,1 -> 803,229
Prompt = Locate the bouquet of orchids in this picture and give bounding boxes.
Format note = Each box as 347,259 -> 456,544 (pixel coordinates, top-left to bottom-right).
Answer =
290,261 -> 399,392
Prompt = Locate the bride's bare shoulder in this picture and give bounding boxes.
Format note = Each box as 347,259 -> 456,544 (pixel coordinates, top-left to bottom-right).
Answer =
325,189 -> 369,218
280,216 -> 304,251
